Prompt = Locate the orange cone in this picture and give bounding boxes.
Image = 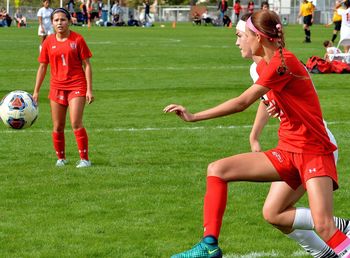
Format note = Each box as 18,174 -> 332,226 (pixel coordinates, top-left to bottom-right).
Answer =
172,21 -> 176,28
228,22 -> 232,28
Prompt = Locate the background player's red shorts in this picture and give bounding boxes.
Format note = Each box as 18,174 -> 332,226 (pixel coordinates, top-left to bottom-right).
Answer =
49,88 -> 86,106
264,148 -> 338,191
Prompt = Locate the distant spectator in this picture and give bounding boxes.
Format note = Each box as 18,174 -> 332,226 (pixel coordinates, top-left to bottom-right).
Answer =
217,0 -> 228,24
192,11 -> 201,25
98,0 -> 103,17
261,1 -> 269,10
14,8 -> 27,27
127,14 -> 141,26
233,0 -> 242,23
323,40 -> 342,61
143,0 -> 151,23
80,0 -> 88,25
67,0 -> 75,15
247,1 -> 254,13
223,14 -> 231,27
111,0 -> 122,21
0,8 -> 12,27
202,10 -> 212,25
89,0 -> 100,24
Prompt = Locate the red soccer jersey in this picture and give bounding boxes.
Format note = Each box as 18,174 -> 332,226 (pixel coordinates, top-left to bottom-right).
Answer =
38,31 -> 92,90
256,49 -> 337,154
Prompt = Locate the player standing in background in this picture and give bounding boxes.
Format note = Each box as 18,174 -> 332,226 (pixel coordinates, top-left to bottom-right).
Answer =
37,0 -> 53,50
337,0 -> 350,53
299,0 -> 315,43
165,10 -> 350,258
33,8 -> 94,168
328,0 -> 343,43
236,14 -> 349,258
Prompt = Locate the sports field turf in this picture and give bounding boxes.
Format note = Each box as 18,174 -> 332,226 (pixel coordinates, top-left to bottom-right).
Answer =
0,22 -> 349,257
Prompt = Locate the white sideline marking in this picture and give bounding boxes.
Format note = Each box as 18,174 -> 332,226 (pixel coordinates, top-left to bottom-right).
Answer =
0,121 -> 347,134
224,250 -> 307,257
2,65 -> 250,73
102,65 -> 249,71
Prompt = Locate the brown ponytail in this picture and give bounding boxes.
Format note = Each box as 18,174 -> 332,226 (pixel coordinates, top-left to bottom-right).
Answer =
250,10 -> 287,75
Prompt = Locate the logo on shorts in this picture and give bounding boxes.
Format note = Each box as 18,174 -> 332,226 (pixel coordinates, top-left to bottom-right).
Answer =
308,168 -> 317,173
52,46 -> 56,49
74,91 -> 80,95
272,151 -> 284,163
58,95 -> 65,100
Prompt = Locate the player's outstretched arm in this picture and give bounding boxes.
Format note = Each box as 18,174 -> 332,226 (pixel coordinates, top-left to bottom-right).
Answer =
33,63 -> 48,103
164,84 -> 269,122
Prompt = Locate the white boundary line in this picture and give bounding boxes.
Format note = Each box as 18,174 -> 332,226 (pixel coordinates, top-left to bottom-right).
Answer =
224,250 -> 307,257
0,121 -> 347,134
0,65 -> 249,73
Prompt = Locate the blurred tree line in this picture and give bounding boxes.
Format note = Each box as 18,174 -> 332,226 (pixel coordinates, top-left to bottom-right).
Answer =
1,0 -> 227,9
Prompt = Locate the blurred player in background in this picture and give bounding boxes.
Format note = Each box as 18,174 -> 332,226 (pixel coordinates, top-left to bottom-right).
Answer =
37,0 -> 53,49
299,0 -> 315,43
33,8 -> 94,168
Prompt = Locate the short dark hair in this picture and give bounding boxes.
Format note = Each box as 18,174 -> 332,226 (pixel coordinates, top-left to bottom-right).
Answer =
261,1 -> 269,8
323,40 -> 331,48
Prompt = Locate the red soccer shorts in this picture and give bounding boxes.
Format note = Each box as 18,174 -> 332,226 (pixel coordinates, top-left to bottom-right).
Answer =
264,148 -> 338,191
49,88 -> 86,106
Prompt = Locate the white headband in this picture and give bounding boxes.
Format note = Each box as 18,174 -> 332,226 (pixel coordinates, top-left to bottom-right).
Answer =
236,20 -> 246,32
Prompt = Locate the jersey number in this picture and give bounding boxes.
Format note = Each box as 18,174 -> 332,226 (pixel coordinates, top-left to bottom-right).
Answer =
61,54 -> 67,66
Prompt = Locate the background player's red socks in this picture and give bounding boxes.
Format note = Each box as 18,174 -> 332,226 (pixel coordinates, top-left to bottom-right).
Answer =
203,176 -> 227,239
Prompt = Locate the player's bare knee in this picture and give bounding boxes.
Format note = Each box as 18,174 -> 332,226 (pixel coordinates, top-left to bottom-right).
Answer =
262,205 -> 278,225
207,161 -> 224,178
71,122 -> 83,131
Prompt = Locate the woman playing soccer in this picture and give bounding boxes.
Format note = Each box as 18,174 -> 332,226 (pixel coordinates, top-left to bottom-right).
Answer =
235,13 -> 349,258
33,8 -> 94,168
164,10 -> 350,258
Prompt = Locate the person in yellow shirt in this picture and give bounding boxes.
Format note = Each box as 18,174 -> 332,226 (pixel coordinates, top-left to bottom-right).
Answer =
330,0 -> 343,43
299,0 -> 315,43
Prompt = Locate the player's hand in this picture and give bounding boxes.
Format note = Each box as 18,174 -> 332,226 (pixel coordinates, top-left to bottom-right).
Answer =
32,92 -> 39,104
86,92 -> 94,104
266,100 -> 280,118
250,139 -> 261,152
163,104 -> 195,122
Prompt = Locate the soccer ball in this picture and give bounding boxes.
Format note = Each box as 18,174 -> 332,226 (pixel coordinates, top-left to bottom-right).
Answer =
0,90 -> 38,129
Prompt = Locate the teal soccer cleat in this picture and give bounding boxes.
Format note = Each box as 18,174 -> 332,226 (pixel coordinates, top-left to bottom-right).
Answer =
171,236 -> 222,258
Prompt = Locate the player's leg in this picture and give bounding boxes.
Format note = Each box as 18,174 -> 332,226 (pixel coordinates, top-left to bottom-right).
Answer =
307,177 -> 350,257
171,152 -> 280,258
50,100 -> 68,166
68,96 -> 91,168
263,182 -> 339,257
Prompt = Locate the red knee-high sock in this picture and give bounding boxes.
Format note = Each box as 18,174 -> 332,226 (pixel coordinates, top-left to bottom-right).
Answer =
327,229 -> 350,257
52,131 -> 65,159
74,128 -> 89,160
203,176 -> 228,240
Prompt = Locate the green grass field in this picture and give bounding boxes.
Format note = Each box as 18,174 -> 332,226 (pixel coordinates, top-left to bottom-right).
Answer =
0,22 -> 350,258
